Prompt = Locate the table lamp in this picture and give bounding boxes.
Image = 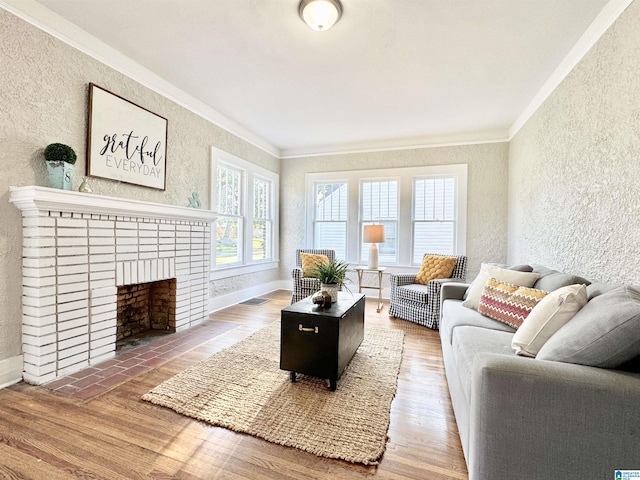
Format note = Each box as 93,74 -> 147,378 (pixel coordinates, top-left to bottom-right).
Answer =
363,224 -> 385,269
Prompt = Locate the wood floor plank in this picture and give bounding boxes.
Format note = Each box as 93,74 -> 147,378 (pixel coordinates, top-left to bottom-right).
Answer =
0,290 -> 468,480
0,444 -> 77,480
0,406 -> 178,479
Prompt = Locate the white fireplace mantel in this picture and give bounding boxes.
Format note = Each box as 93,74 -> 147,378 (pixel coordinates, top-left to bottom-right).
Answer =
9,185 -> 217,223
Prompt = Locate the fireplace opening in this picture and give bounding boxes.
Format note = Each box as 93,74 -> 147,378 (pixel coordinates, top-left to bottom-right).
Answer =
116,278 -> 177,351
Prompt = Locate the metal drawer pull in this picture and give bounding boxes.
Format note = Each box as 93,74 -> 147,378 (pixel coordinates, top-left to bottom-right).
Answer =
299,325 -> 319,333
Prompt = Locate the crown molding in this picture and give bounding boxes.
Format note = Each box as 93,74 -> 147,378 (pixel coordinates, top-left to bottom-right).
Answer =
509,0 -> 634,139
0,0 -> 281,158
280,130 -> 510,159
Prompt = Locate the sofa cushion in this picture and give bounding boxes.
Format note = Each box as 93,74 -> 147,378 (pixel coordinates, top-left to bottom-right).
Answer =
534,272 -> 591,292
530,265 -> 591,292
462,264 -> 540,310
512,284 -> 588,357
478,277 -> 548,329
396,283 -> 430,303
452,326 -> 516,405
415,254 -> 457,285
530,264 -> 558,277
586,282 -> 620,300
299,252 -> 329,277
441,299 -> 516,345
537,286 -> 640,368
508,264 -> 534,272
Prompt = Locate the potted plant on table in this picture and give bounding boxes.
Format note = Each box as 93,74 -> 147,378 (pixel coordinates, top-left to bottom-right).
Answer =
44,143 -> 77,190
311,259 -> 350,304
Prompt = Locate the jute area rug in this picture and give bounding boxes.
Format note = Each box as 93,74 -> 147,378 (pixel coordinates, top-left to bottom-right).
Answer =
142,323 -> 404,465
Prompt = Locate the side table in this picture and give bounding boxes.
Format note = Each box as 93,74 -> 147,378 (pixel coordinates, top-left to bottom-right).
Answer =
354,266 -> 386,313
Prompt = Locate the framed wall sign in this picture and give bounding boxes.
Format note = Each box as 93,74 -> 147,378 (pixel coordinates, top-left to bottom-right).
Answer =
87,83 -> 168,190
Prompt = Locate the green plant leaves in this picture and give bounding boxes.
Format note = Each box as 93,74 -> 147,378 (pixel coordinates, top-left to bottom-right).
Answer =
311,259 -> 350,285
44,143 -> 77,165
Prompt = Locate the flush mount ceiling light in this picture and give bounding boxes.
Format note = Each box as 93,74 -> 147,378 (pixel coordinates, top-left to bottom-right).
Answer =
299,0 -> 343,31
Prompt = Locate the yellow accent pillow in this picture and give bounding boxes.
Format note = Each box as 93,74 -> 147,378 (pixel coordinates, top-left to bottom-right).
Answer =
300,253 -> 329,278
415,255 -> 457,285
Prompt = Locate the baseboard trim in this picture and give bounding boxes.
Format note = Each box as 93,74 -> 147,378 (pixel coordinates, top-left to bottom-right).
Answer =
0,355 -> 23,390
209,280 -> 290,313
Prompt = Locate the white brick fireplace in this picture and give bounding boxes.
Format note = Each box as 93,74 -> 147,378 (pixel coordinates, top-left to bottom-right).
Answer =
10,185 -> 217,385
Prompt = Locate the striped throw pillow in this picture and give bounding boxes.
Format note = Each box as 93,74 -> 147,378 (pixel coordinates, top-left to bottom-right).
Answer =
478,277 -> 548,329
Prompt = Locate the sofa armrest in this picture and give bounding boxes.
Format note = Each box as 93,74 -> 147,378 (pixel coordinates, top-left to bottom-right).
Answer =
441,282 -> 470,302
291,267 -> 304,280
292,268 -> 321,290
389,274 -> 417,288
469,354 -> 640,480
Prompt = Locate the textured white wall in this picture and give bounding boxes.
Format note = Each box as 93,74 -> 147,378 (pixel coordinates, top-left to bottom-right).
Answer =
281,143 -> 510,284
0,10 -> 279,364
508,0 -> 640,284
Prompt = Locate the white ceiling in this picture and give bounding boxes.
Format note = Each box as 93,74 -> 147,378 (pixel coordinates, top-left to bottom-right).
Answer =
8,0 -> 622,157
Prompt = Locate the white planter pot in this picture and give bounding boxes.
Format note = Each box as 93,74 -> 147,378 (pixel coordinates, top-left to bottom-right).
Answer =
45,161 -> 74,190
320,283 -> 339,303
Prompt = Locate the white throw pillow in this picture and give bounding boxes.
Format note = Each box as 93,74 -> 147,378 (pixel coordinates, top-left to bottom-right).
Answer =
512,284 -> 588,357
462,263 -> 540,310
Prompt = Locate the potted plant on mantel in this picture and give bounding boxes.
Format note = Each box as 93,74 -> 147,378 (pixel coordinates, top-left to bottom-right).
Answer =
311,259 -> 350,304
44,143 -> 77,190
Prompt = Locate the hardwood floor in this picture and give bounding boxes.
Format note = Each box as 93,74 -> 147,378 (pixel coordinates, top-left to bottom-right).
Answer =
0,290 -> 468,480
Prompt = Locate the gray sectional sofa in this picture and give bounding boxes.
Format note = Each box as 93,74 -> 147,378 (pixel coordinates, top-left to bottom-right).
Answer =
439,264 -> 640,480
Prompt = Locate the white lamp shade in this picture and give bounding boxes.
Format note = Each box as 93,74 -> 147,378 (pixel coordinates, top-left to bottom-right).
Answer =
299,0 -> 342,31
364,225 -> 385,269
363,224 -> 385,244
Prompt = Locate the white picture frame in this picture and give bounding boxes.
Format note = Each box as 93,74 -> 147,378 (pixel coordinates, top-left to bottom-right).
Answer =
87,83 -> 168,190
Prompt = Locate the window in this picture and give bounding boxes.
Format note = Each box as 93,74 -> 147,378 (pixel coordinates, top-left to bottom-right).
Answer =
306,165 -> 466,267
252,176 -> 272,261
313,182 -> 348,259
360,180 -> 398,264
216,164 -> 242,265
413,176 -> 456,263
211,148 -> 279,278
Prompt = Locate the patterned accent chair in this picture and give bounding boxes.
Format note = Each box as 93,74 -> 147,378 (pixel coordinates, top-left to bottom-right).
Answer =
389,254 -> 468,329
291,249 -> 336,304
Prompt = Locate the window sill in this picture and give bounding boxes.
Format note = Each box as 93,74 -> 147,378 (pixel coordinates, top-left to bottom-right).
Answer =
210,260 -> 279,280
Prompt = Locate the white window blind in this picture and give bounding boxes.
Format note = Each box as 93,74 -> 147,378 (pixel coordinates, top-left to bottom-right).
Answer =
313,182 -> 347,259
360,180 -> 398,264
413,176 -> 456,263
